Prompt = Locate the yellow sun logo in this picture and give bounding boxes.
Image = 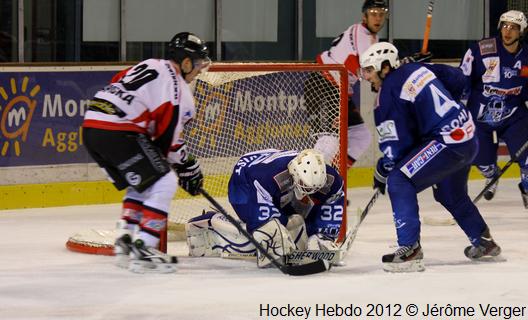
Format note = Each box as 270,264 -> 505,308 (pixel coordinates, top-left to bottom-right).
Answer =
0,76 -> 40,156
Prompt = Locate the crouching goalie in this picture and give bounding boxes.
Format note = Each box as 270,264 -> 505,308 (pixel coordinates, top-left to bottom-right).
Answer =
186,149 -> 345,268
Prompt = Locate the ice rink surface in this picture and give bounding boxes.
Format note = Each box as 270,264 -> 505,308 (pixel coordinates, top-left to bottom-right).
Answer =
1,179 -> 527,320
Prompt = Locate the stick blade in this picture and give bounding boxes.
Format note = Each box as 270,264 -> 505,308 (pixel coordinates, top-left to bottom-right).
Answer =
283,259 -> 331,276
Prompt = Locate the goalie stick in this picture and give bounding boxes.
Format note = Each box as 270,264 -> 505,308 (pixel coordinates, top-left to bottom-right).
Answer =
221,249 -> 344,266
199,188 -> 331,276
473,139 -> 528,204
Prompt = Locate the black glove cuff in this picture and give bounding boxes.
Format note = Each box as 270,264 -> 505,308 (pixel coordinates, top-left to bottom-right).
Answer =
374,167 -> 388,184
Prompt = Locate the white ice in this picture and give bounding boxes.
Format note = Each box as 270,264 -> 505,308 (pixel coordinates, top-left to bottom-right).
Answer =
1,179 -> 527,320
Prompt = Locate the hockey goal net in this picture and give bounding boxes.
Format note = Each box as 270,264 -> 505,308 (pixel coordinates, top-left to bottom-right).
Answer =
67,63 -> 348,255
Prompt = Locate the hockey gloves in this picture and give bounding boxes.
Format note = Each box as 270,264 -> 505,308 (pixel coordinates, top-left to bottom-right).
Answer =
173,155 -> 203,196
374,158 -> 393,195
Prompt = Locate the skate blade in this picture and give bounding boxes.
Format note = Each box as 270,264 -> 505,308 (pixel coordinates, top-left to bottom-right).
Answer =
467,245 -> 502,261
471,255 -> 505,262
128,260 -> 177,274
471,255 -> 506,263
383,259 -> 425,273
469,248 -> 504,262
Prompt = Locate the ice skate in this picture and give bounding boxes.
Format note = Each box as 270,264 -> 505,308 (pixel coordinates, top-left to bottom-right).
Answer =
382,242 -> 424,272
464,227 -> 501,261
483,170 -> 501,201
114,233 -> 133,269
128,239 -> 178,274
518,183 -> 528,209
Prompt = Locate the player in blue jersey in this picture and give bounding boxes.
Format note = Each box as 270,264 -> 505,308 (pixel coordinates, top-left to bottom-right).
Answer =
460,10 -> 528,207
185,149 -> 345,268
359,42 -> 501,272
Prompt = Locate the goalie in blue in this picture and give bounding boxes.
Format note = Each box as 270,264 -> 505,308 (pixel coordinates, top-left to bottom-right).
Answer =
185,149 -> 345,268
359,42 -> 502,272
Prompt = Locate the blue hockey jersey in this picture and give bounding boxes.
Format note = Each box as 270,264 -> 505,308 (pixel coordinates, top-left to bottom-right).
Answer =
375,63 -> 475,170
460,36 -> 528,127
228,149 -> 345,237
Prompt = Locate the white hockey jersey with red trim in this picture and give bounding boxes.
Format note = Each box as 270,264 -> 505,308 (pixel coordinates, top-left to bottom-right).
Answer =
317,23 -> 378,95
83,58 -> 195,164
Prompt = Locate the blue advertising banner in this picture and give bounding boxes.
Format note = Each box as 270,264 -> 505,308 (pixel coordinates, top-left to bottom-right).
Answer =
0,66 -> 353,167
0,70 -> 116,166
189,71 -> 311,158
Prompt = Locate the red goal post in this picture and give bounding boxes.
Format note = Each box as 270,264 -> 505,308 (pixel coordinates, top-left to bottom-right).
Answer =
194,62 -> 348,179
173,62 -> 349,241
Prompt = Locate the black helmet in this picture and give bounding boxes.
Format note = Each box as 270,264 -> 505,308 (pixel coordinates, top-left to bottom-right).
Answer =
362,0 -> 388,12
168,32 -> 209,64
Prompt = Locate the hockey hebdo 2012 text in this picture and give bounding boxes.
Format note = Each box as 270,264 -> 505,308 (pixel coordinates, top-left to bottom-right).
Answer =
259,303 -> 526,319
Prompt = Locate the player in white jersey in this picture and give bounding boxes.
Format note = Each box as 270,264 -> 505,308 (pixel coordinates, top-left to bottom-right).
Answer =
83,32 -> 211,273
307,0 -> 388,168
308,0 -> 431,168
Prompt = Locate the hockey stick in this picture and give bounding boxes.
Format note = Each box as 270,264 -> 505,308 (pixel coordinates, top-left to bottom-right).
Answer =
198,188 -> 331,276
339,188 -> 381,253
222,249 -> 344,266
421,0 -> 435,54
473,139 -> 528,203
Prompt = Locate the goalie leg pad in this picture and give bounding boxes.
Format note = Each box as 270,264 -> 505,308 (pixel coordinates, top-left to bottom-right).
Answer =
307,233 -> 339,251
252,219 -> 295,268
286,232 -> 343,266
286,214 -> 308,251
186,212 -> 255,257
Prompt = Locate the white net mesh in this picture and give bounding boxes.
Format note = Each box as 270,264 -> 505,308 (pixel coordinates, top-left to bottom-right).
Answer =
508,0 -> 528,14
169,63 -> 348,232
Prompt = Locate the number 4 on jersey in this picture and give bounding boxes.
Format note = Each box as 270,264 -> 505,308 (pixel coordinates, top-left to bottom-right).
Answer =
429,84 -> 459,117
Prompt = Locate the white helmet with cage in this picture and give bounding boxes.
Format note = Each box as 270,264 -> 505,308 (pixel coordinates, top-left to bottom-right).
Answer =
498,10 -> 527,33
360,42 -> 400,72
288,149 -> 327,199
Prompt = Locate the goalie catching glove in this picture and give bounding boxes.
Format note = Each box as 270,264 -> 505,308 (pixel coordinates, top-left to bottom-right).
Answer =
172,154 -> 203,196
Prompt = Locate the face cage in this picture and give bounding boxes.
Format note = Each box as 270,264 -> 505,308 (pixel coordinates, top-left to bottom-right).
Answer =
298,183 -> 319,195
193,56 -> 212,73
293,175 -> 325,199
